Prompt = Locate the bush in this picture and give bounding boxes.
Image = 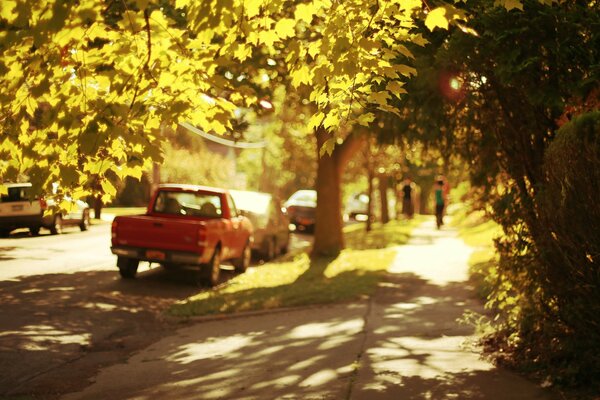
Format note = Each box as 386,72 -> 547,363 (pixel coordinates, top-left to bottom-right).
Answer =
482,112 -> 600,390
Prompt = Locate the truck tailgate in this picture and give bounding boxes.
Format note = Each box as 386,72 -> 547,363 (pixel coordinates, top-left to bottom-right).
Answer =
114,215 -> 204,253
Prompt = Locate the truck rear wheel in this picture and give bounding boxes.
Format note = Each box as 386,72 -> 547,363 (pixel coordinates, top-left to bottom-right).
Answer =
200,247 -> 221,287
118,257 -> 139,279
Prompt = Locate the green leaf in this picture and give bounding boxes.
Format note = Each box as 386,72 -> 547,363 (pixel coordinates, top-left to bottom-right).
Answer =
357,113 -> 375,127
308,112 -> 325,129
291,65 -> 311,88
258,30 -> 279,47
494,0 -> 524,11
295,3 -> 315,24
368,91 -> 390,106
275,18 -> 296,39
386,81 -> 407,98
246,0 -> 262,18
234,43 -> 252,61
425,7 -> 449,31
320,138 -> 336,156
323,112 -> 340,130
101,179 -> 117,197
175,0 -> 190,8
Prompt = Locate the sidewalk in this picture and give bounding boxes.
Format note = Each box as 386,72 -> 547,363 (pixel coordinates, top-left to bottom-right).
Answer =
62,221 -> 559,400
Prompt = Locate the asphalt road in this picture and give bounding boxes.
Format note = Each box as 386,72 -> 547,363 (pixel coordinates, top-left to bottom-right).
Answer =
0,221 -> 312,399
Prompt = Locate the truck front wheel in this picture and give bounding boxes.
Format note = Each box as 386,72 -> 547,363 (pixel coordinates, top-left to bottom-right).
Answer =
200,247 -> 221,287
117,257 -> 139,279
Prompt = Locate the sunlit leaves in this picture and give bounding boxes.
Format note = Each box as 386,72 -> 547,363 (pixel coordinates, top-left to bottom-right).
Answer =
294,3 -> 315,24
275,18 -> 296,39
494,0 -> 524,11
426,7 -> 450,30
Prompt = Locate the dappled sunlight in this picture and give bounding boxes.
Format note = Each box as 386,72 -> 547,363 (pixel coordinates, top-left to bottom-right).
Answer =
1,324 -> 91,350
0,268 -> 202,397
63,304 -> 367,400
167,335 -> 254,364
288,319 -> 363,339
300,369 -> 339,387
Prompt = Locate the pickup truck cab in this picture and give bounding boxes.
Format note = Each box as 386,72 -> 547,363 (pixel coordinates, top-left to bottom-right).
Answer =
111,184 -> 253,286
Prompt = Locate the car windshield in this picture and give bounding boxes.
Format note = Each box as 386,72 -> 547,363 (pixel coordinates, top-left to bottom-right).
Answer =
288,190 -> 316,204
153,190 -> 222,218
230,190 -> 271,215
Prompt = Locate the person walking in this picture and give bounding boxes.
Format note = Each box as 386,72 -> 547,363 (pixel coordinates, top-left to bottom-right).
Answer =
401,177 -> 415,219
434,176 -> 447,229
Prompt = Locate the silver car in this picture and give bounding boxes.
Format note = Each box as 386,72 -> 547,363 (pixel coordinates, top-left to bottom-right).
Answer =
230,190 -> 290,260
0,183 -> 91,237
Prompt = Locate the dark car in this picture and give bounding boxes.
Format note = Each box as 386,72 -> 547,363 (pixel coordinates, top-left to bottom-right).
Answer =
230,190 -> 290,260
284,189 -> 316,232
0,183 -> 91,237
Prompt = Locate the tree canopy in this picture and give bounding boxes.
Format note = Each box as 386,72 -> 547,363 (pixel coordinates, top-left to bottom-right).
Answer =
0,0 -> 534,198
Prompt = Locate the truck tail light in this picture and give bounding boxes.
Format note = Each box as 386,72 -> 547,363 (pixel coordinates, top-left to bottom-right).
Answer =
39,198 -> 47,210
111,220 -> 118,240
197,226 -> 207,247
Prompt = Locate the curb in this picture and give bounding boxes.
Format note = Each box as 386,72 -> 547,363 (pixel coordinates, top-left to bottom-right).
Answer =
163,298 -> 370,325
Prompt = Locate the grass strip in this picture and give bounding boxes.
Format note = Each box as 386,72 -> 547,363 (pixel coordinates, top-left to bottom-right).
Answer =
168,217 -> 424,318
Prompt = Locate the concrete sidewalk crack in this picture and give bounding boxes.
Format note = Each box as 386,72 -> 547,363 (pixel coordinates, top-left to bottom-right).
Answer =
345,294 -> 375,400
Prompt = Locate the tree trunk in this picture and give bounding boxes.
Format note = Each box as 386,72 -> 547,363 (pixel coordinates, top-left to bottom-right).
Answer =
93,195 -> 103,220
365,145 -> 374,232
379,174 -> 389,224
312,128 -> 366,257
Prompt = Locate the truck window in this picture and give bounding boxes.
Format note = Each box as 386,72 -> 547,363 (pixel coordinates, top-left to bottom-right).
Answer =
154,190 -> 223,218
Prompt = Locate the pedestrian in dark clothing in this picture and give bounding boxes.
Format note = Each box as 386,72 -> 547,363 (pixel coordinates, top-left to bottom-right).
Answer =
401,177 -> 415,219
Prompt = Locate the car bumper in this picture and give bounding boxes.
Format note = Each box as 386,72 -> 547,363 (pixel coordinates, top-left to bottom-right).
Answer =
111,246 -> 208,265
0,214 -> 44,230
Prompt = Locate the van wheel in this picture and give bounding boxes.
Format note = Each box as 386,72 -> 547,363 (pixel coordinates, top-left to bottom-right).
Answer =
0,230 -> 10,238
49,215 -> 63,235
200,247 -> 221,286
29,226 -> 40,236
118,257 -> 139,279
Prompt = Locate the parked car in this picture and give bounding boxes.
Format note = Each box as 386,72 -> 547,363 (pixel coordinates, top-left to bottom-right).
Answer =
230,189 -> 289,260
345,193 -> 369,221
284,189 -> 317,232
111,184 -> 254,286
0,182 -> 91,237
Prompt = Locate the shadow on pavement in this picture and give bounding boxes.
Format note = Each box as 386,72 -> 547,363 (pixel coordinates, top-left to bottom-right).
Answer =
0,265 -> 241,399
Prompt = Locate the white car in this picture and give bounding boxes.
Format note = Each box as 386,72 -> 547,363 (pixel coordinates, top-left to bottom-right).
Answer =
0,183 -> 91,237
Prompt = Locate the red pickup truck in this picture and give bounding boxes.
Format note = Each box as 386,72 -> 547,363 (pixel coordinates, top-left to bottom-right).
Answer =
111,184 -> 253,286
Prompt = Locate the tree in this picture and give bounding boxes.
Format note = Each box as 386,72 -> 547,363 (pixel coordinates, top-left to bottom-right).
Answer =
0,0 -> 549,253
395,0 -> 600,386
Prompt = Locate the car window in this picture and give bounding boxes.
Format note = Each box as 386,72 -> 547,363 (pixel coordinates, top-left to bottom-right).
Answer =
230,190 -> 271,215
287,190 -> 317,205
154,191 -> 222,218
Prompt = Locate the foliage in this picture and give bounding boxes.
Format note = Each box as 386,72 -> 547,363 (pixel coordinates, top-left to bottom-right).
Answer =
407,0 -> 600,389
236,87 -> 317,199
168,219 -> 419,317
160,128 -> 236,187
